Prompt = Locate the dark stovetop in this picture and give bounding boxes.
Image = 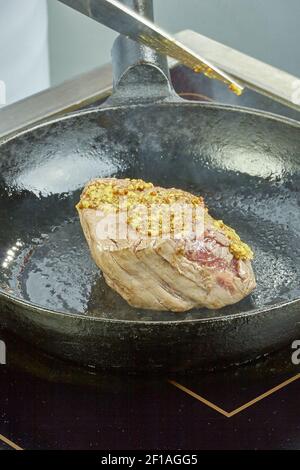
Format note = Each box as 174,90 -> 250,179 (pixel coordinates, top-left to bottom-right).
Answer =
0,66 -> 299,451
0,328 -> 299,450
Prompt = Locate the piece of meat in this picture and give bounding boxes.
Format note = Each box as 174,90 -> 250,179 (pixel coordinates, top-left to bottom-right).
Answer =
77,178 -> 256,312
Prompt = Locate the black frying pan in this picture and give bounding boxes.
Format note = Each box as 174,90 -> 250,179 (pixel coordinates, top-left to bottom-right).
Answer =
0,2 -> 299,372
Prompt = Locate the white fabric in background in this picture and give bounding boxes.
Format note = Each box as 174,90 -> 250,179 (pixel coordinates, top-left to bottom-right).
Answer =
0,0 -> 50,105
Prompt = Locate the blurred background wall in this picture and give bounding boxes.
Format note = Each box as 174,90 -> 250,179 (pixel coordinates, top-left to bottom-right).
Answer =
48,0 -> 300,86
0,0 -> 49,104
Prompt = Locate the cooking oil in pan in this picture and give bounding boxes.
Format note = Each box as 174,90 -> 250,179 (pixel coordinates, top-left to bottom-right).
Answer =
1,185 -> 299,322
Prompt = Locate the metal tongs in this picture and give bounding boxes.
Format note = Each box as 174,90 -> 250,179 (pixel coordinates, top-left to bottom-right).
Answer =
58,0 -> 244,96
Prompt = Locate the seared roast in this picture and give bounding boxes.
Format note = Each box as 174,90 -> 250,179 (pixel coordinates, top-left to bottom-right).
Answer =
77,178 -> 256,312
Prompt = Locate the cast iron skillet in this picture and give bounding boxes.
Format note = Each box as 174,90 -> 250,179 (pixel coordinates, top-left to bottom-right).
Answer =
0,3 -> 299,372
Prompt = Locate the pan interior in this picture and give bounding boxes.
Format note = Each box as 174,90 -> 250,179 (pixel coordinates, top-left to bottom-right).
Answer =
0,103 -> 299,321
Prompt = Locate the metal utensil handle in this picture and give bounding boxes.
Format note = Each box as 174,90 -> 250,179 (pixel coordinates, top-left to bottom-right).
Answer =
58,0 -> 243,95
110,0 -> 175,104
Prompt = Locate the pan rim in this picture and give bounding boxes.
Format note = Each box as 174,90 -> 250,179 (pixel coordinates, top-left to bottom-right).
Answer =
1,100 -> 300,147
0,100 -> 299,326
0,289 -> 299,325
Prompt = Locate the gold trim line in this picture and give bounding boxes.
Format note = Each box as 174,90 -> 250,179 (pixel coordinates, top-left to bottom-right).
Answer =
169,373 -> 300,418
0,433 -> 23,451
